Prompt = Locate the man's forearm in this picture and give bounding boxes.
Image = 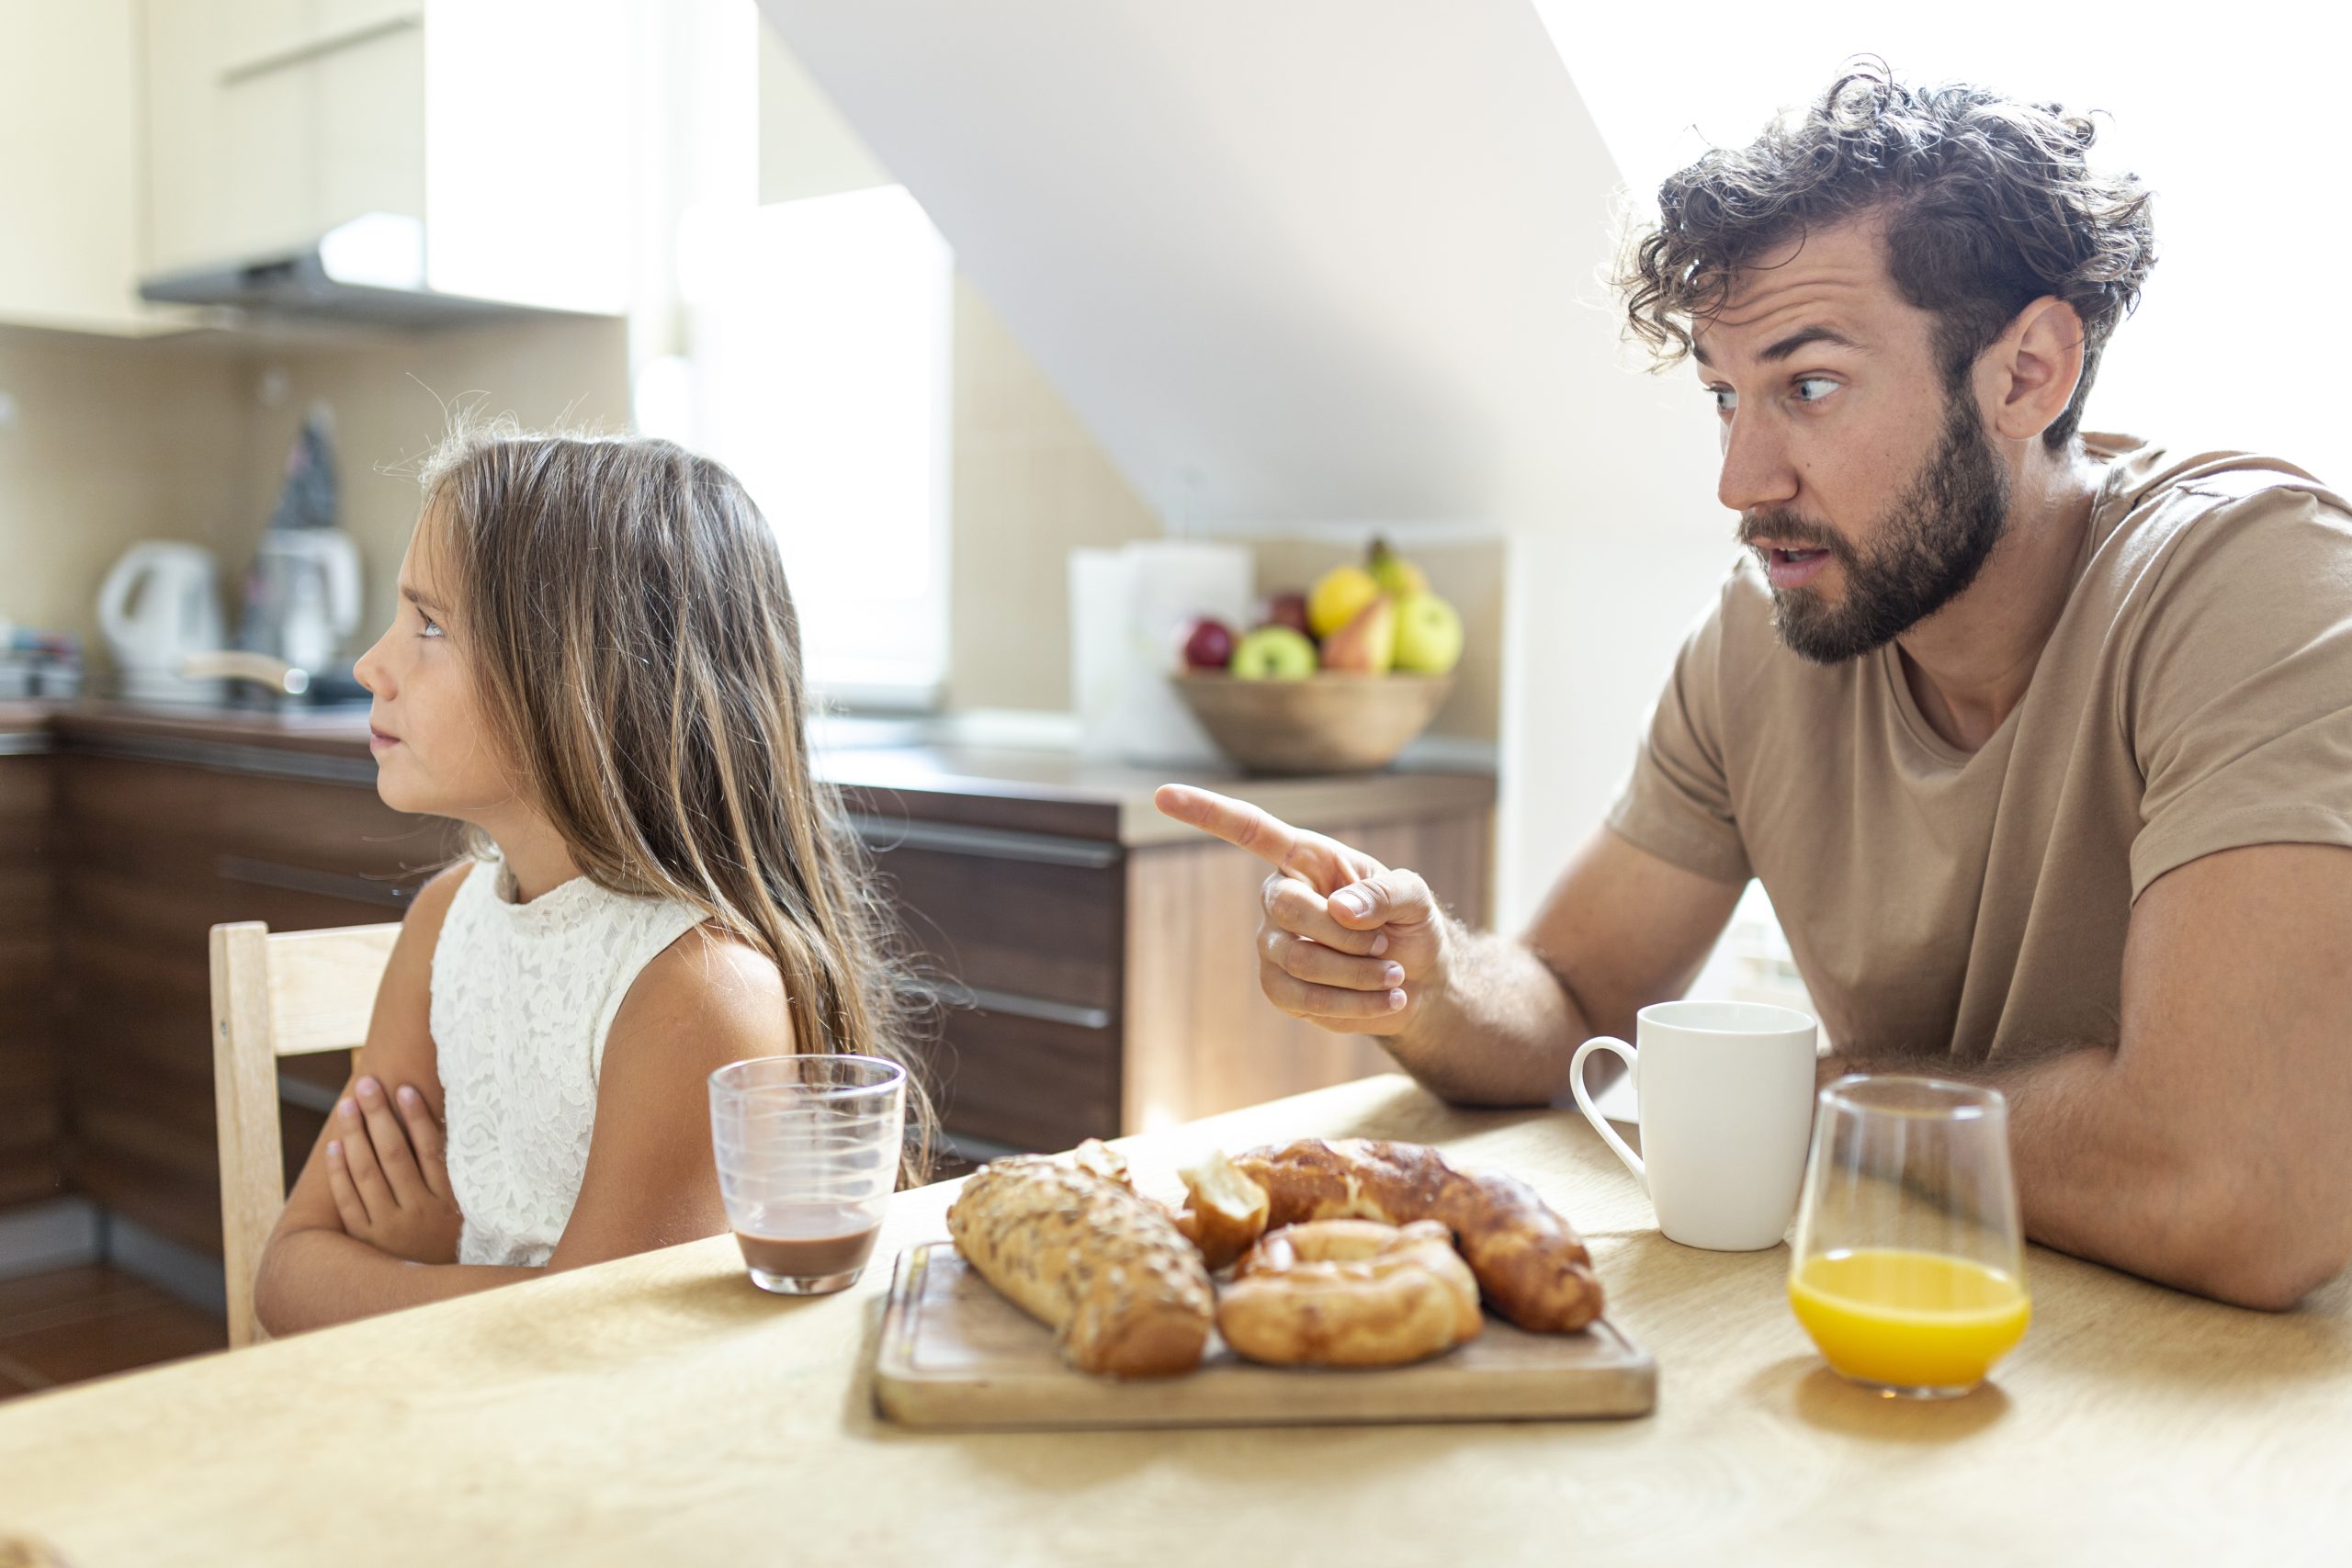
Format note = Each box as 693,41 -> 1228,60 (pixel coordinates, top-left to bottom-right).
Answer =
254,1227 -> 538,1337
1385,919 -> 1596,1108
1825,1044 -> 2314,1308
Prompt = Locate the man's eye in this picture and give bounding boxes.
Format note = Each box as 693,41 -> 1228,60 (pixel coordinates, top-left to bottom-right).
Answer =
1793,377 -> 1839,403
1711,387 -> 1738,414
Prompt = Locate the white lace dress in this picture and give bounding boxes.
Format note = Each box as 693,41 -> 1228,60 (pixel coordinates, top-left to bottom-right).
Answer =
430,853 -> 706,1268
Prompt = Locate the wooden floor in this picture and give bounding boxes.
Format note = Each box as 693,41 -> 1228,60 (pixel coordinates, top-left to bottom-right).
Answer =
0,1265 -> 226,1403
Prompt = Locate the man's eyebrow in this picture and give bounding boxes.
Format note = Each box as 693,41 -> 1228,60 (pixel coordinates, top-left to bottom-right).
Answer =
1759,324 -> 1862,362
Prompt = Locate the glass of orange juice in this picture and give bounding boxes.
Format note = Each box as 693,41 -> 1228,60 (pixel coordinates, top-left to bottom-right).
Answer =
1789,1076 -> 2030,1398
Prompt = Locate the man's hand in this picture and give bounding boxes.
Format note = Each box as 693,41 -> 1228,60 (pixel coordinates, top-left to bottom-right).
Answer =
1154,784 -> 1453,1035
325,1076 -> 462,1264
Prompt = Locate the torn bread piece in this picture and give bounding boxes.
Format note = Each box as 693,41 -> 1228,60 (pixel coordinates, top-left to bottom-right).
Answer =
1070,1137 -> 1133,1190
1170,1148 -> 1272,1270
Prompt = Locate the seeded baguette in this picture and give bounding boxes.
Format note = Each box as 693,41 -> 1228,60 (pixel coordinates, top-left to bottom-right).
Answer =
945,1156 -> 1215,1377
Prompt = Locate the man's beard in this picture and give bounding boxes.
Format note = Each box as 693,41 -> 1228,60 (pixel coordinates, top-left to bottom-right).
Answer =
1742,390 -> 2011,665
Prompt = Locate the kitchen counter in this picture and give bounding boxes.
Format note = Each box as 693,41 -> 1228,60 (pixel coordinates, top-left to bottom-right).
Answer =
20,700 -> 1496,841
0,1072 -> 2340,1567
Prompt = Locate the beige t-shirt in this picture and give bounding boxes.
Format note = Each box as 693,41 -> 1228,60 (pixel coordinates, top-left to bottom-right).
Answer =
1607,434 -> 2352,1063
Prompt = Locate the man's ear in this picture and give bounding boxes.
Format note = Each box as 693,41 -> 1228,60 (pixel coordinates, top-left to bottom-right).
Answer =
1983,296 -> 2086,443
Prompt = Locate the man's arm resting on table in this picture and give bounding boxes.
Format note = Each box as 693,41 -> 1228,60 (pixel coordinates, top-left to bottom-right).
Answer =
1377,827 -> 1745,1107
1825,842 -> 2352,1311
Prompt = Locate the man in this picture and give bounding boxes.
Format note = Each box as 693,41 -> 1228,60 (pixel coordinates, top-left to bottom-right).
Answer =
1158,64 -> 2352,1310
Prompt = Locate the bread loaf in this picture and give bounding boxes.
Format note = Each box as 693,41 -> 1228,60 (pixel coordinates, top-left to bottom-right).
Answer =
946,1156 -> 1215,1377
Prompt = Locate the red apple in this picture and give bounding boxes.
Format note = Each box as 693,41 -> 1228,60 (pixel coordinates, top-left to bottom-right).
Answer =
1177,615 -> 1237,671
1264,592 -> 1311,637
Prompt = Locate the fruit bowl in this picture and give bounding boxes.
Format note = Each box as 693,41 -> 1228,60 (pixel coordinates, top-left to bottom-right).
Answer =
1171,672 -> 1456,776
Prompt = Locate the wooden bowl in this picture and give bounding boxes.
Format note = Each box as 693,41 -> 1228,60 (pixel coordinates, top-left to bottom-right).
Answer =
1171,672 -> 1456,775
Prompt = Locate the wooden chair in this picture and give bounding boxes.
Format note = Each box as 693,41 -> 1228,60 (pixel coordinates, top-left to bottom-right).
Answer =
208,920 -> 401,1348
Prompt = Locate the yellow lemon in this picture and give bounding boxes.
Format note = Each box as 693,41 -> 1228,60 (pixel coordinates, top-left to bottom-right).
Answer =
1307,565 -> 1381,639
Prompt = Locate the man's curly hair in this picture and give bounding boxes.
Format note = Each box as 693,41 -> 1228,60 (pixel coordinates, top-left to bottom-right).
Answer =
1618,60 -> 2157,449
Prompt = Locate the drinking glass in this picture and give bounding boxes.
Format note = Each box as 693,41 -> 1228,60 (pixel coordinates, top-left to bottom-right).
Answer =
709,1055 -> 906,1295
1789,1075 -> 2030,1398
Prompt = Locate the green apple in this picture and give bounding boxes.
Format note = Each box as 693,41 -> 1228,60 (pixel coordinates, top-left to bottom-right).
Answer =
1229,624 -> 1317,680
1392,591 -> 1464,675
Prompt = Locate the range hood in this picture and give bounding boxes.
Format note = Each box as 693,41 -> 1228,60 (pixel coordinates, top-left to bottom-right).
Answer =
137,212 -> 587,331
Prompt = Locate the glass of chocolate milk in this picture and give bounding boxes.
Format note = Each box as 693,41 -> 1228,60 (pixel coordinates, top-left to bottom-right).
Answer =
708,1055 -> 906,1294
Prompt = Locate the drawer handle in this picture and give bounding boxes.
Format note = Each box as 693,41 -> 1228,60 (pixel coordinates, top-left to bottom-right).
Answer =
920,982 -> 1113,1032
217,854 -> 414,909
847,814 -> 1119,869
936,1129 -> 1029,1165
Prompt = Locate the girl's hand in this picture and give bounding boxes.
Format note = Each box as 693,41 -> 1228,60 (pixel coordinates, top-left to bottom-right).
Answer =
324,1077 -> 462,1264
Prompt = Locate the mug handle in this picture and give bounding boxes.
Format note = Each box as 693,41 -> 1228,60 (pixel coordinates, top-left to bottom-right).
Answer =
1569,1036 -> 1645,1186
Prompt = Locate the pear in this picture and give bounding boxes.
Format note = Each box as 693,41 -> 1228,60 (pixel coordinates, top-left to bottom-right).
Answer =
1307,564 -> 1381,639
1368,537 -> 1429,600
1320,595 -> 1398,674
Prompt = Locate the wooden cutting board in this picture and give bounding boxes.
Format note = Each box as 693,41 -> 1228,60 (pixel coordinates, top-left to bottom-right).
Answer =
870,1242 -> 1657,1430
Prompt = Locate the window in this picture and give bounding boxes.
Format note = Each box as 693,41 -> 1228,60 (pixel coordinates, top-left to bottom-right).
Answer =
672,186 -> 955,707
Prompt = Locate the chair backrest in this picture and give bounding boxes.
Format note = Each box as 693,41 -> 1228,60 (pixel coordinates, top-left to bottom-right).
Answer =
208,920 -> 401,1348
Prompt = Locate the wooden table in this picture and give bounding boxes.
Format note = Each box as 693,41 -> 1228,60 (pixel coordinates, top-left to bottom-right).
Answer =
0,1076 -> 2345,1566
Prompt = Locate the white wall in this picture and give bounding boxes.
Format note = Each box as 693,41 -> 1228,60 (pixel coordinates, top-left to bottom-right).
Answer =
1544,0 -> 2350,479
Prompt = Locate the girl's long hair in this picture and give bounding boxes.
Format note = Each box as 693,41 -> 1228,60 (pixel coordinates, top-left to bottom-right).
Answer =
418,421 -> 935,1183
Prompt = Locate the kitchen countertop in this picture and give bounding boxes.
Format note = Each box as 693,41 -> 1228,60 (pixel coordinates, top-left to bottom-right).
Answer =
0,1072 -> 2339,1567
11,701 -> 1496,844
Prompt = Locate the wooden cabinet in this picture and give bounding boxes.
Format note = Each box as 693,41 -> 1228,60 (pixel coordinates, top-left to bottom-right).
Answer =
0,731 -> 60,1207
141,0 -> 426,275
0,710 -> 1492,1262
0,1 -> 175,334
837,758 -> 1496,1163
136,0 -> 633,314
49,716 -> 453,1258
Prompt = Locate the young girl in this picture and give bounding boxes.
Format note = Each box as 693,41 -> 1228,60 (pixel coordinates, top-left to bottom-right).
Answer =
254,423 -> 934,1334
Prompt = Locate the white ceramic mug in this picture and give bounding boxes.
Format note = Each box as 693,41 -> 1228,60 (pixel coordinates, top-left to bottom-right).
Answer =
1569,1000 -> 1819,1251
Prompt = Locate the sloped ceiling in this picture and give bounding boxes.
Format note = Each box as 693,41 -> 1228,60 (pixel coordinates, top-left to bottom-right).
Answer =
755,0 -> 1638,530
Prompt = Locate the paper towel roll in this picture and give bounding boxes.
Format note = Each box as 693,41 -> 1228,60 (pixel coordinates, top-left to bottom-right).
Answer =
1070,541 -> 1253,765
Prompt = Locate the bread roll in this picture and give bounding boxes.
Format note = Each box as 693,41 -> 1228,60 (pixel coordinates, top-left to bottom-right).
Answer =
1218,1219 -> 1482,1367
946,1156 -> 1214,1377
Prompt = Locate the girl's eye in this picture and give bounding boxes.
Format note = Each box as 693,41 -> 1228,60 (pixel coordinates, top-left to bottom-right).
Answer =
1792,377 -> 1839,404
418,614 -> 444,639
1711,387 -> 1738,415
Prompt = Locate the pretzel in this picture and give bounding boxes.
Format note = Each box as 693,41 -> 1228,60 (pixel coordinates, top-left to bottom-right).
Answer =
1230,1138 -> 1604,1332
1216,1219 -> 1482,1367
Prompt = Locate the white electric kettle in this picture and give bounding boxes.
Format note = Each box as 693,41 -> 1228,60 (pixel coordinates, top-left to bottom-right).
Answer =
96,542 -> 229,705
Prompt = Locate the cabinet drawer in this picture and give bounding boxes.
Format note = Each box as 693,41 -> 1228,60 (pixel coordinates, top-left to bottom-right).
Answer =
59,753 -> 448,886
924,1006 -> 1117,1156
865,833 -> 1123,1012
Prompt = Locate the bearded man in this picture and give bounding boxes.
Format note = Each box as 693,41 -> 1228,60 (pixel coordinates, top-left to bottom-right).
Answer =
1159,63 -> 2352,1310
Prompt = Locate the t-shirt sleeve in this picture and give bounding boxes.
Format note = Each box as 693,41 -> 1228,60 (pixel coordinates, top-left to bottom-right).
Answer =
1605,581 -> 1754,885
2126,483 -> 2352,899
